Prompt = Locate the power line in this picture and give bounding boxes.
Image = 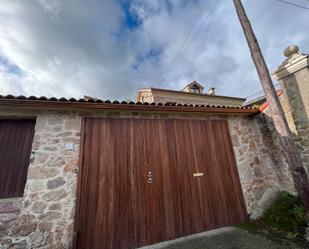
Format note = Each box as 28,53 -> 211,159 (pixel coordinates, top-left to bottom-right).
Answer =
166,0 -> 209,74
167,0 -> 220,76
275,0 -> 309,10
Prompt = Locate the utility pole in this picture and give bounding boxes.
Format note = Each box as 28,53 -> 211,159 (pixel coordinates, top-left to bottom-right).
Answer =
233,0 -> 309,210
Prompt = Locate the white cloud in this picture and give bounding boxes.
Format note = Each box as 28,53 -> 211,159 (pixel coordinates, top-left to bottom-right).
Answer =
0,0 -> 308,100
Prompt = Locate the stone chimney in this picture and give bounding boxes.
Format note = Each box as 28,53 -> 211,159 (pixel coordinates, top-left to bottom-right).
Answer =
272,45 -> 309,172
208,87 -> 216,95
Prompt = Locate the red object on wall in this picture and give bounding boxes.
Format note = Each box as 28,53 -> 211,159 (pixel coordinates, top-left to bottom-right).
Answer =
259,90 -> 283,112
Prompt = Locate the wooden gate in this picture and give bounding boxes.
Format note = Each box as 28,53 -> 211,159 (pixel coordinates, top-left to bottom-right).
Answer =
74,118 -> 247,249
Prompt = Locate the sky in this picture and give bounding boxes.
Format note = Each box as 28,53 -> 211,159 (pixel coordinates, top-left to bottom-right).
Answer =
0,0 -> 308,101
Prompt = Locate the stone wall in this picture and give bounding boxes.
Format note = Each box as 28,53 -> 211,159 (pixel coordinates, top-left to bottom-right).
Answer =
228,115 -> 294,217
0,110 -> 81,249
0,108 -> 293,248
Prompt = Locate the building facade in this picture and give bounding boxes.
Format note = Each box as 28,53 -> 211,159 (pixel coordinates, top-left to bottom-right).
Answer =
137,81 -> 245,107
0,45 -> 308,248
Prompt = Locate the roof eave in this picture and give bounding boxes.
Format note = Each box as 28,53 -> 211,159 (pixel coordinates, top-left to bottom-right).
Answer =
0,99 -> 259,115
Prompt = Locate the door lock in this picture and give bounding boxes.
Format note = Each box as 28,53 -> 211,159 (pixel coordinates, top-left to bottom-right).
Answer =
147,171 -> 153,183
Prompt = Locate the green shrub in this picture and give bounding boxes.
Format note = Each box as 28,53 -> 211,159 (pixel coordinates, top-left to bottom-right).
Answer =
237,191 -> 308,240
260,191 -> 307,238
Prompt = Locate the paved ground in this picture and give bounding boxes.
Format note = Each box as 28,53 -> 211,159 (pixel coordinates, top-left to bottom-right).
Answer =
139,227 -> 309,249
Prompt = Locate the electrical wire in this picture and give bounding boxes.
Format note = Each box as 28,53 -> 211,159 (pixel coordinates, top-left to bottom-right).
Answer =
167,0 -> 220,76
275,0 -> 309,10
166,0 -> 210,74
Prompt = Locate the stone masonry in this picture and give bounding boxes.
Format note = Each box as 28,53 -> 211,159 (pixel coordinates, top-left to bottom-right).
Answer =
0,110 -> 81,249
272,45 -> 309,174
229,115 -> 294,217
0,107 -> 295,248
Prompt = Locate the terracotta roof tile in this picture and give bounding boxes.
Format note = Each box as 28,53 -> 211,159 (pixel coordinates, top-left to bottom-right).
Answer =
0,94 -> 259,114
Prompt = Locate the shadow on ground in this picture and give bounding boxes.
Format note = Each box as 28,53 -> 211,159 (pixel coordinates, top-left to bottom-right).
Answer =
139,227 -> 309,249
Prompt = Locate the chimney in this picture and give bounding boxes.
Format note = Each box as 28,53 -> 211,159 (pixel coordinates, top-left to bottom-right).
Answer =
208,87 -> 216,95
84,95 -> 98,101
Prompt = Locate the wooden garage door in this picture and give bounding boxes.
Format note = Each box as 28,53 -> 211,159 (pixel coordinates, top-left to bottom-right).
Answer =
75,118 -> 247,249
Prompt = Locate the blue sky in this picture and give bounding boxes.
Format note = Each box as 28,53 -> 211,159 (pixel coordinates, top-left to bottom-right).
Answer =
121,0 -> 139,29
0,0 -> 308,100
0,57 -> 22,76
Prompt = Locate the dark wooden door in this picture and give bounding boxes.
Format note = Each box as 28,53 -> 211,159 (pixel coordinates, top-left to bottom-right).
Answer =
75,118 -> 247,249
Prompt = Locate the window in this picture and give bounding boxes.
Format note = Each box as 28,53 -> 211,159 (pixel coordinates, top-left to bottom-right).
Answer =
190,85 -> 200,94
0,119 -> 36,198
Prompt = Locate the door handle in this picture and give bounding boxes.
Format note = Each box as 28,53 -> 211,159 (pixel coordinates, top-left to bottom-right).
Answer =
193,173 -> 204,177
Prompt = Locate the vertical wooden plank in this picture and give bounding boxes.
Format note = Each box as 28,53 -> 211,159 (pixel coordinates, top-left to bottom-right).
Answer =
134,119 -> 165,246
166,119 -> 204,236
76,118 -> 136,249
161,119 -> 184,239
188,120 -> 216,230
196,120 -> 247,229
72,118 -> 86,249
157,119 -> 181,240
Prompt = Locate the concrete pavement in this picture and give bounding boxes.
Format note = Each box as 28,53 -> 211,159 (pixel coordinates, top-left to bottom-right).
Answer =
139,227 -> 309,249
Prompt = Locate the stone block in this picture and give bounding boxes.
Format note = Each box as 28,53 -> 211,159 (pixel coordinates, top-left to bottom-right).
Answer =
231,135 -> 240,146
0,213 -> 18,223
11,222 -> 37,237
65,119 -> 81,131
31,152 -> 49,165
47,177 -> 65,189
253,167 -> 264,178
28,167 -> 59,179
30,201 -> 47,214
7,240 -> 27,249
0,199 -> 22,213
49,203 -> 62,211
47,241 -> 66,249
39,211 -> 62,222
48,117 -> 64,126
35,117 -> 48,132
43,190 -> 67,202
46,157 -> 66,168
30,231 -> 52,248
0,238 -> 12,247
56,132 -> 73,138
52,126 -> 63,132
39,222 -> 53,232
250,187 -> 280,219
28,180 -> 45,192
64,159 -> 78,173
43,146 -> 58,152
